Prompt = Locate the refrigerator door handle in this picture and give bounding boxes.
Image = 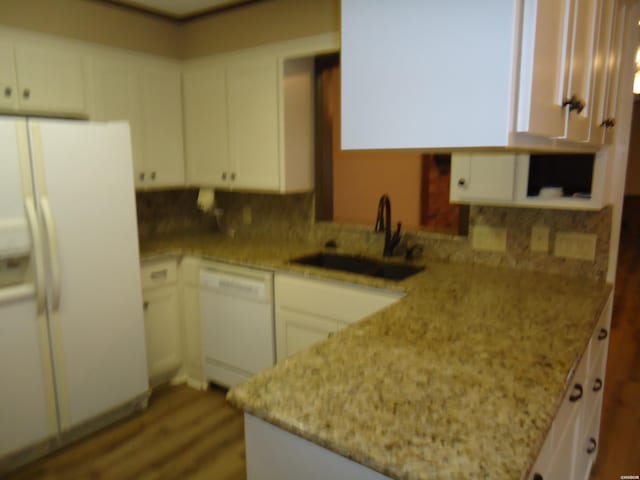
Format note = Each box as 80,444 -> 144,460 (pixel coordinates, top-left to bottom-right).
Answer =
24,197 -> 46,313
40,197 -> 62,311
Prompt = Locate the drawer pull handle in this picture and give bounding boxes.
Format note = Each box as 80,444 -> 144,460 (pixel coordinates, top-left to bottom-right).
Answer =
598,328 -> 608,340
593,378 -> 603,392
150,269 -> 168,280
569,384 -> 583,402
586,438 -> 597,454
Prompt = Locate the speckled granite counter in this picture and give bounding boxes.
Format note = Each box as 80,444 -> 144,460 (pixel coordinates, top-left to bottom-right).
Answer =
140,233 -> 612,480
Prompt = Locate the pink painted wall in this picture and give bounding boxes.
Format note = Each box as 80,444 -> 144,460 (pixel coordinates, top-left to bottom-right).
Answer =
333,152 -> 423,227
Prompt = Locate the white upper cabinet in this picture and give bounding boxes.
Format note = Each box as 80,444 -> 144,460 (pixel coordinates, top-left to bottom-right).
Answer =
184,50 -> 315,192
0,37 -> 88,117
93,55 -> 185,189
450,153 -> 516,203
183,62 -> 229,186
341,0 -> 622,151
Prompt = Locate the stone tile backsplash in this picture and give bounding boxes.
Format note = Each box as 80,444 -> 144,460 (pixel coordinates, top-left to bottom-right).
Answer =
136,189 -> 611,280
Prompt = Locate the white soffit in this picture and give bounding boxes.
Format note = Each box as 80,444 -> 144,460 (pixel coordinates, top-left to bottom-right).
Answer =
109,0 -> 255,19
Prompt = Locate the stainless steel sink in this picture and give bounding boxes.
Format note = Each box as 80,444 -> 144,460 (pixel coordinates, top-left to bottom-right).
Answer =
289,252 -> 424,281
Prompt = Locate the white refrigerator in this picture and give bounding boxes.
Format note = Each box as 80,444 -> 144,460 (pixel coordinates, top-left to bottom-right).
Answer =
0,117 -> 149,467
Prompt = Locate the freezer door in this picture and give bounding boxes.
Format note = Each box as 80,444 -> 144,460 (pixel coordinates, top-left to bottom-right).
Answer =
0,286 -> 56,459
29,119 -> 148,430
0,118 -> 30,259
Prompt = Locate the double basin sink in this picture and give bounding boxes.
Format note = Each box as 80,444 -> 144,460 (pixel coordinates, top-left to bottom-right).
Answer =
290,252 -> 424,281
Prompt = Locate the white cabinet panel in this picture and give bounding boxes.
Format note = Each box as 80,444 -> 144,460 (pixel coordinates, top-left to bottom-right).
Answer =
0,36 -> 87,117
276,308 -> 338,359
93,55 -> 184,189
143,286 -> 181,383
0,39 -> 18,111
450,153 -> 516,202
141,66 -> 185,187
183,63 -> 229,187
227,58 -> 280,190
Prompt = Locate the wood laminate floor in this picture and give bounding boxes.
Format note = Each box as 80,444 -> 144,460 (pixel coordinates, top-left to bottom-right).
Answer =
6,197 -> 640,480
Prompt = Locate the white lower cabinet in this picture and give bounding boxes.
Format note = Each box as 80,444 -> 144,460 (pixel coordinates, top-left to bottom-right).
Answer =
140,258 -> 182,385
528,292 -> 611,480
274,273 -> 403,362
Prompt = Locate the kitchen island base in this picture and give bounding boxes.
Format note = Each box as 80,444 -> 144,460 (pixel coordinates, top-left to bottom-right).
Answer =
245,414 -> 391,480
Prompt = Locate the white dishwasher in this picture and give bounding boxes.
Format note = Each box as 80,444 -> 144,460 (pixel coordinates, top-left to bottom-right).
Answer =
199,262 -> 275,388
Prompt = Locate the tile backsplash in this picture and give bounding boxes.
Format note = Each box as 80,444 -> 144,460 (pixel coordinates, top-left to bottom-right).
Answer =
136,189 -> 611,280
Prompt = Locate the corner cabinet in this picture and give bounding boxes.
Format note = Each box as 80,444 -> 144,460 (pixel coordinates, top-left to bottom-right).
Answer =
341,0 -> 623,151
183,53 -> 315,192
93,55 -> 185,189
0,36 -> 88,118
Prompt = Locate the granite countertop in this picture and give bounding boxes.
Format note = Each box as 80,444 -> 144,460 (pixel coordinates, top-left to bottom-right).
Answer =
140,232 -> 612,480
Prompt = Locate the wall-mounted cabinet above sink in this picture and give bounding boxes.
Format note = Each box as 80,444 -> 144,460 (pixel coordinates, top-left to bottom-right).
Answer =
341,0 -> 626,152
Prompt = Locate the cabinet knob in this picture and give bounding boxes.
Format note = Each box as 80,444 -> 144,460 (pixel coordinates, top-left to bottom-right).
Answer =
600,118 -> 616,129
4,86 -> 11,98
593,378 -> 603,392
586,438 -> 597,454
222,172 -> 227,180
150,171 -> 156,180
139,172 -> 145,181
533,474 -> 544,480
143,301 -> 149,310
562,95 -> 585,114
22,88 -> 31,100
230,172 -> 236,181
598,328 -> 608,340
569,383 -> 583,402
457,178 -> 466,187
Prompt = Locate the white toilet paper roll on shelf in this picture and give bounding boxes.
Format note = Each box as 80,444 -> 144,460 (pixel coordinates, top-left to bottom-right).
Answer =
197,188 -> 215,212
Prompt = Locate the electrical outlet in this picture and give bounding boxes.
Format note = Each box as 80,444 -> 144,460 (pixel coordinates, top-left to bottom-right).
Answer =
531,225 -> 550,253
242,206 -> 252,225
472,225 -> 507,252
554,232 -> 597,261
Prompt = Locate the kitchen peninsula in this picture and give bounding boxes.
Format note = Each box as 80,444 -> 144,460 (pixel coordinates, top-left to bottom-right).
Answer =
140,232 -> 611,480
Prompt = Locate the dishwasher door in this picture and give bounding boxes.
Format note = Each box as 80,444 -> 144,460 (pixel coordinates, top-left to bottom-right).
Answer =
200,265 -> 274,388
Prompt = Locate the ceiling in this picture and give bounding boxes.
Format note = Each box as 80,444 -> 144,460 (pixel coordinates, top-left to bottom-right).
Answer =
107,0 -> 256,20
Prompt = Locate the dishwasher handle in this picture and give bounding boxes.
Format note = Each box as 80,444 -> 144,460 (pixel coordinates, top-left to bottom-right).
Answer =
200,269 -> 270,301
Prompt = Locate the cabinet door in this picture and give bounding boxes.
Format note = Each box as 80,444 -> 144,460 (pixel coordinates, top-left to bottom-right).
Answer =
141,65 -> 185,188
517,0 -> 572,138
227,57 -> 280,190
184,63 -> 229,187
93,58 -> 145,186
602,0 -> 625,145
563,0 -> 600,142
450,153 -> 515,202
14,42 -> 87,116
143,286 -> 182,383
276,308 -> 338,362
0,39 -> 18,111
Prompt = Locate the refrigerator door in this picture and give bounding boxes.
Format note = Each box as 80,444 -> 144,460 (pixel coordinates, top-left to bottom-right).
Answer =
28,119 -> 148,430
0,286 -> 57,458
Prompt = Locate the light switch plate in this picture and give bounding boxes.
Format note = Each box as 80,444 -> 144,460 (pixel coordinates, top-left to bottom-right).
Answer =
531,225 -> 550,253
554,232 -> 597,261
472,225 -> 507,252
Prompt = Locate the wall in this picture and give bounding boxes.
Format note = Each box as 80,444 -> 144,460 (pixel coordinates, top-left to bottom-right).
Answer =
624,100 -> 640,195
0,0 -> 181,58
180,0 -> 339,58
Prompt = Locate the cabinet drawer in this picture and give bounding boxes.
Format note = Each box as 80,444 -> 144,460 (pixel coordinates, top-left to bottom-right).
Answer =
275,274 -> 402,324
141,259 -> 177,290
